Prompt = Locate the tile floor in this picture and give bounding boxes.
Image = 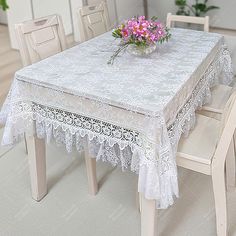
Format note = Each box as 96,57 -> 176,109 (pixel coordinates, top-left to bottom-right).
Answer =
0,128 -> 236,235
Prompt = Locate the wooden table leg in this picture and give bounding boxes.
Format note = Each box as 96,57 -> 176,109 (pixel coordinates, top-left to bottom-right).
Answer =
141,194 -> 157,236
26,135 -> 47,201
84,144 -> 98,195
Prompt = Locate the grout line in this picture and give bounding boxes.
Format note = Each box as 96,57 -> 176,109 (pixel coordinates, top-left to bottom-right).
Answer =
0,146 -> 15,159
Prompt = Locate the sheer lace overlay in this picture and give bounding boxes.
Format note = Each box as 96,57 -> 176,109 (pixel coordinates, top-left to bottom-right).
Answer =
0,28 -> 233,209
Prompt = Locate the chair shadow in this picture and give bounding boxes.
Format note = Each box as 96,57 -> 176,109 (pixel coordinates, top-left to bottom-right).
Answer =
97,163 -> 117,190
47,156 -> 84,192
47,154 -> 117,193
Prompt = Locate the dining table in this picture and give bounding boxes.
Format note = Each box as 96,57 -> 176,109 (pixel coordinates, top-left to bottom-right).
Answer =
0,28 -> 233,236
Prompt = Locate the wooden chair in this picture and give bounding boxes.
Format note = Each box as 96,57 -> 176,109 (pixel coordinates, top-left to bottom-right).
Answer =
166,13 -> 234,166
15,15 -> 67,154
14,15 -> 97,200
199,86 -> 236,190
77,1 -> 110,42
201,85 -> 234,116
166,12 -> 209,32
15,14 -> 67,66
15,15 -> 98,201
176,91 -> 236,236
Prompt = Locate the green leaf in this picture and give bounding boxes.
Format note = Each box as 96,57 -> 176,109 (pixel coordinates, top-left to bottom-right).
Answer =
192,3 -> 207,12
175,0 -> 186,7
112,29 -> 122,39
151,16 -> 158,21
176,9 -> 188,16
204,5 -> 220,12
0,0 -> 9,11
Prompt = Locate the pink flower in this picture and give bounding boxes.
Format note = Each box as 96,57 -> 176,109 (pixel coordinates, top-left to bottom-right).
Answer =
121,28 -> 129,38
113,16 -> 170,45
138,16 -> 146,21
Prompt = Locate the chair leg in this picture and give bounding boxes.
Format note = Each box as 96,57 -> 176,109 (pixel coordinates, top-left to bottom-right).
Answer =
84,146 -> 98,195
226,139 -> 236,189
24,133 -> 28,155
26,135 -> 47,201
212,166 -> 228,236
136,191 -> 142,213
140,194 -> 157,236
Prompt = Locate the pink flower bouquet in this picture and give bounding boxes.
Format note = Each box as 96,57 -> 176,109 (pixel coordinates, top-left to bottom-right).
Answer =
108,16 -> 171,64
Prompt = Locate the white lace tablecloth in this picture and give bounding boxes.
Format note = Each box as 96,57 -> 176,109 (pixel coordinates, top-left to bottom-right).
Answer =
0,28 -> 233,209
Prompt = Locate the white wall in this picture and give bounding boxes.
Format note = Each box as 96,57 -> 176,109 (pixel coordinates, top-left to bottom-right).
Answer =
32,0 -> 73,35
7,0 -> 33,49
148,0 -> 175,23
115,0 -> 144,23
0,9 -> 7,24
148,0 -> 236,30
208,0 -> 236,30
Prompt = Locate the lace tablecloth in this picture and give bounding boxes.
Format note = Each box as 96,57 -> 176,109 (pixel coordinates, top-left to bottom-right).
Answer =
0,28 -> 233,208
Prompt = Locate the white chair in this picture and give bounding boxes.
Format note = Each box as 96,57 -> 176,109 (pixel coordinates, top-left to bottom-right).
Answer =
15,14 -> 67,66
15,15 -> 67,154
166,13 -> 233,136
201,85 -> 234,118
166,12 -> 209,32
199,86 -> 236,190
77,1 -> 110,42
15,15 -> 98,200
177,91 -> 236,236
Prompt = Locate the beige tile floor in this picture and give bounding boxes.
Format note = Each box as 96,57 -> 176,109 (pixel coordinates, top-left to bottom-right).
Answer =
0,24 -> 236,236
0,129 -> 236,236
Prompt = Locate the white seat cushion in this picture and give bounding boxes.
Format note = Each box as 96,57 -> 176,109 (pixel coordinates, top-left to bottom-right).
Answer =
177,114 -> 220,165
203,84 -> 232,113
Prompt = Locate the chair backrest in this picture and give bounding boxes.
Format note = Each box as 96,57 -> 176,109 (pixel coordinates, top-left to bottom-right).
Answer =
77,1 -> 110,42
220,90 -> 236,135
15,15 -> 67,66
213,91 -> 236,164
166,13 -> 209,32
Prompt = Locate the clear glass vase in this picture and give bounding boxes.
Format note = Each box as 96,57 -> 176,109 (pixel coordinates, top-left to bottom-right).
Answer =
127,43 -> 157,57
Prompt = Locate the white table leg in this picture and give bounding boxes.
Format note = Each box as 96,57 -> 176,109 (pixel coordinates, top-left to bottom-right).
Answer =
141,194 -> 157,236
26,135 -> 47,201
84,145 -> 98,195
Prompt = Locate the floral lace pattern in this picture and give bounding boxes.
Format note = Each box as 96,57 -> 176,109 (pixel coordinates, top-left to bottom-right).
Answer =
0,28 -> 233,209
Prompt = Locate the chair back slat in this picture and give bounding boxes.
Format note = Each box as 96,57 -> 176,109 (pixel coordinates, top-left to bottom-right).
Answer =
166,13 -> 209,32
15,15 -> 67,66
220,90 -> 236,135
213,91 -> 236,164
77,1 -> 110,42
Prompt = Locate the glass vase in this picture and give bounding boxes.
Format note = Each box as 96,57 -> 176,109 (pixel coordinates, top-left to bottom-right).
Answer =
127,44 -> 157,57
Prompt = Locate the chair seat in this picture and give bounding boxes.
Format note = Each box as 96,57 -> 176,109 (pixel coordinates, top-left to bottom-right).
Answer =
177,114 -> 220,168
202,84 -> 232,114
